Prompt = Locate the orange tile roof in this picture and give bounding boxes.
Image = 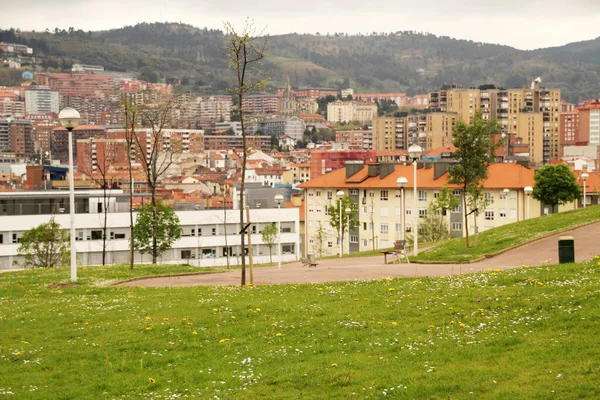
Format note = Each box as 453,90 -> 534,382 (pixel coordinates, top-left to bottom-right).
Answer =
299,163 -> 535,190
424,146 -> 457,157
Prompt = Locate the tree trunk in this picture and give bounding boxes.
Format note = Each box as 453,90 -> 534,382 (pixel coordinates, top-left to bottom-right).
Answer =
239,91 -> 246,286
102,184 -> 108,266
473,211 -> 479,247
151,191 -> 158,264
463,187 -> 470,248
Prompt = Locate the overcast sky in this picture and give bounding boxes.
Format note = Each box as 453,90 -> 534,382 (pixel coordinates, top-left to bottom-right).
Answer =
2,0 -> 599,50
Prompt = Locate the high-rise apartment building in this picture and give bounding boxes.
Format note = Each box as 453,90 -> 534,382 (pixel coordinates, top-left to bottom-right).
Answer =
0,119 -> 34,157
429,81 -> 561,163
327,101 -> 378,125
577,100 -> 600,147
24,86 -> 59,115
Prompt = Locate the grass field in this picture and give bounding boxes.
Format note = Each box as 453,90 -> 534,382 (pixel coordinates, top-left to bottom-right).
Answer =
1,258 -> 600,399
411,205 -> 600,263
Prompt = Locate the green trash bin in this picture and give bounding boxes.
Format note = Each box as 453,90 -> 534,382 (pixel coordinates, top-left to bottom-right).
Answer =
558,236 -> 575,264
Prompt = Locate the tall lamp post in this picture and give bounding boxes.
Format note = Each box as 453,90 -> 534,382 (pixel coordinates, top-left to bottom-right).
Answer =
582,172 -> 589,208
274,194 -> 284,269
58,107 -> 81,283
503,188 -> 510,220
396,176 -> 408,241
524,186 -> 533,219
336,190 -> 345,258
408,144 -> 422,256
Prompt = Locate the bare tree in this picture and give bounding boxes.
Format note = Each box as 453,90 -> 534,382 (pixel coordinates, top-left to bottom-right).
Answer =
121,94 -> 140,270
224,20 -> 270,285
132,98 -> 180,264
79,139 -> 118,266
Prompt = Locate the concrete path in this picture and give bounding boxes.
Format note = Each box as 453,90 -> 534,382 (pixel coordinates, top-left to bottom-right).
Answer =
119,222 -> 600,287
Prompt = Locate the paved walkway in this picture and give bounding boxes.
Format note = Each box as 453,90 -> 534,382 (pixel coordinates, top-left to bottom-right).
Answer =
120,222 -> 600,287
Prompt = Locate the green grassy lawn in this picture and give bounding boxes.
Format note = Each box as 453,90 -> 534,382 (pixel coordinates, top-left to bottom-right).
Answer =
1,259 -> 600,399
412,205 -> 600,263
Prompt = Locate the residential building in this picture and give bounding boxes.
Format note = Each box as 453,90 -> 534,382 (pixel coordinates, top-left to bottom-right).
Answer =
327,101 -> 377,124
24,86 -> 59,115
335,130 -> 369,149
203,135 -> 271,152
0,119 -> 34,157
309,149 -> 376,178
52,125 -> 107,164
560,111 -> 580,154
0,190 -> 300,269
35,72 -> 114,100
0,98 -> 25,118
353,93 -> 408,107
577,100 -> 600,147
242,93 -> 281,115
299,162 -> 545,256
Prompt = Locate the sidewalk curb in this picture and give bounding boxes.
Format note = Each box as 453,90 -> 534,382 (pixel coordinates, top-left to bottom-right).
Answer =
409,219 -> 600,265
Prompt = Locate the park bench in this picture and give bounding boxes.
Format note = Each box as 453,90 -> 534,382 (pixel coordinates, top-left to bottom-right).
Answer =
301,254 -> 318,268
382,240 -> 410,264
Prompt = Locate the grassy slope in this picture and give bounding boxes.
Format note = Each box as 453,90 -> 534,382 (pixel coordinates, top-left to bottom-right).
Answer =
1,259 -> 600,399
412,205 -> 600,263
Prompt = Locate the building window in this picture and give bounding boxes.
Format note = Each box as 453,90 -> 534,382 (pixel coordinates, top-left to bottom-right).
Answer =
282,244 -> 295,254
91,230 -> 102,240
202,248 -> 216,258
380,190 -> 389,201
350,235 -> 358,243
395,190 -> 401,198
499,209 -> 507,218
433,192 -> 440,199
325,207 -> 329,216
396,223 -> 402,232
326,190 -> 332,199
380,207 -> 389,217
327,241 -> 333,248
380,224 -> 389,234
485,210 -> 494,220
368,191 -> 374,198
181,250 -> 193,259
499,192 -> 506,200
418,208 -> 427,218
316,190 -> 322,197
362,239 -> 368,247
349,189 -> 359,195
453,189 -> 461,196
418,190 -> 427,201
363,222 -> 368,230
452,222 -> 462,231
452,206 -> 461,213
485,192 -> 494,202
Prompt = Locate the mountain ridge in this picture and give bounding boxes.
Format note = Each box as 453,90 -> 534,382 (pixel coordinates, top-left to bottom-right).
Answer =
2,23 -> 599,102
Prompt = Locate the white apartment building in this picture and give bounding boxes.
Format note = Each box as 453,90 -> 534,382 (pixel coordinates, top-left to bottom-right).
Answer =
24,86 -> 59,115
299,162 -> 554,256
0,190 -> 300,270
327,101 -> 378,125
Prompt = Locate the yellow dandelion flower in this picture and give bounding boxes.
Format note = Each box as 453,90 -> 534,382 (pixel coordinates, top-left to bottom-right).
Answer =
276,332 -> 283,337
513,309 -> 519,313
231,316 -> 236,320
391,321 -> 398,325
506,297 -> 511,300
72,322 -> 77,326
148,378 -> 155,384
212,308 -> 218,312
163,317 -> 169,321
219,338 -> 230,343
255,308 -> 260,311
330,363 -> 338,368
192,331 -> 198,335
377,321 -> 383,325
169,328 -> 174,332
291,286 -> 297,290
450,321 -> 455,325
271,323 -> 277,327
145,316 -> 152,321
388,288 -> 395,292
537,281 -> 544,286
145,327 -> 152,331
459,323 -> 466,328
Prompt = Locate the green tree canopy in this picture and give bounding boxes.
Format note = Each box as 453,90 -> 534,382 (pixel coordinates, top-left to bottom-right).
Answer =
134,200 -> 181,261
448,110 -> 502,248
328,194 -> 359,241
533,163 -> 582,211
17,217 -> 69,269
261,222 -> 278,264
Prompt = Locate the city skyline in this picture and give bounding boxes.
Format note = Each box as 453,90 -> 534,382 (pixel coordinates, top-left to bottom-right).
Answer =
1,0 -> 599,50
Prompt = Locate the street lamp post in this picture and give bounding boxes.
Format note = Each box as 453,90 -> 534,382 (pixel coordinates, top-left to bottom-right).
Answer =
503,188 -> 510,220
58,107 -> 81,283
274,194 -> 284,269
336,190 -> 345,258
396,176 -> 408,241
524,186 -> 533,219
582,172 -> 589,208
408,144 -> 422,256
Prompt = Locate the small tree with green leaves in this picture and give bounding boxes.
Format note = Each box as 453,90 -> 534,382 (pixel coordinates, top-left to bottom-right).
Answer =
327,194 -> 359,254
312,222 -> 327,258
134,200 -> 182,263
17,217 -> 69,268
466,183 -> 491,247
261,222 -> 278,264
430,185 -> 459,238
448,110 -> 503,248
533,163 -> 582,213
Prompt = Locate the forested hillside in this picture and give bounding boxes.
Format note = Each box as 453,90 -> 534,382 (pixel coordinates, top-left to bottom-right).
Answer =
2,23 -> 599,101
